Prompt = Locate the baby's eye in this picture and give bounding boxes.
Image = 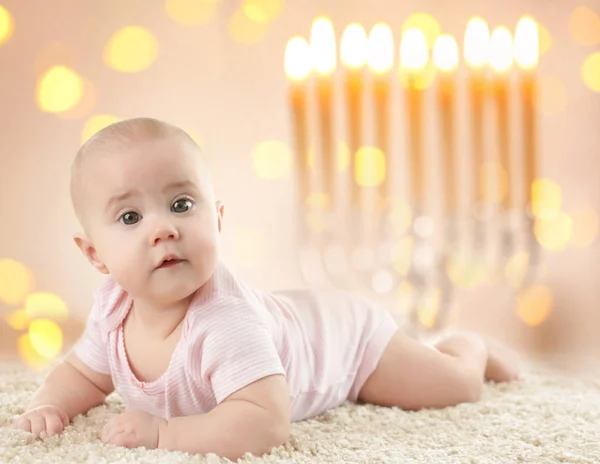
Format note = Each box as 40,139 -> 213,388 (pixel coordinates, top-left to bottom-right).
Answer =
172,198 -> 193,213
120,211 -> 141,225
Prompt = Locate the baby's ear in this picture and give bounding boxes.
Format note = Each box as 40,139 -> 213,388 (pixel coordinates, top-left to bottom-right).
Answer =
216,201 -> 225,232
73,233 -> 109,274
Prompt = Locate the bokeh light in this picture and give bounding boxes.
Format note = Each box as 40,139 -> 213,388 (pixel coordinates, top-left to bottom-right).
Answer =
464,17 -> 490,68
0,5 -> 14,45
18,334 -> 53,370
310,17 -> 336,74
569,6 -> 600,46
242,0 -> 283,24
401,13 -> 441,50
569,207 -> 599,248
340,23 -> 368,69
165,0 -> 220,26
538,22 -> 552,56
233,227 -> 266,268
399,28 -> 435,89
488,27 -> 513,72
531,179 -> 562,219
539,75 -> 568,116
252,140 -> 292,179
81,114 -> 121,144
504,252 -> 548,289
228,8 -> 269,45
0,259 -> 34,306
56,78 -> 97,120
36,66 -> 83,113
417,287 -> 440,329
5,309 -> 29,331
284,36 -> 312,80
516,284 -> 552,326
446,249 -> 487,288
367,23 -> 394,73
104,26 -> 158,73
24,292 -> 68,321
354,146 -> 386,187
534,210 -> 574,251
387,197 -> 413,236
28,319 -> 63,359
582,52 -> 600,93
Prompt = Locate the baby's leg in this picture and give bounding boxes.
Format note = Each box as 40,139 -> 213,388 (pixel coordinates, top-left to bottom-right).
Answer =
357,331 -> 515,410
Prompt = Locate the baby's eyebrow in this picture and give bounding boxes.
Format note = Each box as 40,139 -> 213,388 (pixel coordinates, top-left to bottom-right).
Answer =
164,180 -> 197,192
105,190 -> 140,213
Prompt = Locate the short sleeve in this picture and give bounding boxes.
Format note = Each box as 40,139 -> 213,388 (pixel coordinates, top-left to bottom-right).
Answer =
189,298 -> 286,405
72,300 -> 111,375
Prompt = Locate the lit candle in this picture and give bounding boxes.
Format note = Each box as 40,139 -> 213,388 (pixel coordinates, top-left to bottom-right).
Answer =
514,17 -> 540,215
489,27 -> 514,211
367,23 -> 395,206
463,18 -> 490,208
310,17 -> 337,209
432,34 -> 459,215
284,37 -> 312,213
340,23 -> 368,211
400,28 -> 429,211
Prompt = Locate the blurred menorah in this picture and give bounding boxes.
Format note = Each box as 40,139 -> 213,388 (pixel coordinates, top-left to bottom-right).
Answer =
283,15 -> 544,334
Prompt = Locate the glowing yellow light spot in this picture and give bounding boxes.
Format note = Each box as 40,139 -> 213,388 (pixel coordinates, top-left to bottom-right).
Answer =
516,284 -> 552,326
5,309 -> 30,331
251,140 -> 292,179
464,17 -> 490,68
0,5 -> 14,45
392,236 -> 413,276
538,22 -> 552,55
417,287 -> 440,329
55,78 -> 97,120
24,292 -> 68,321
446,250 -> 487,288
387,197 -> 413,236
539,75 -> 568,116
0,259 -> 34,306
531,179 -> 562,219
36,66 -> 83,113
355,146 -> 386,187
397,281 -> 416,315
242,0 -> 282,24
284,36 -> 312,80
569,207 -> 599,248
368,23 -> 394,73
433,34 -> 459,72
81,114 -> 121,144
228,8 -> 268,45
401,13 -> 441,50
400,29 -> 435,90
340,23 -> 368,69
104,26 -> 158,73
569,6 -> 600,46
28,319 -> 63,359
18,334 -> 52,371
233,227 -> 266,268
514,16 -> 539,70
165,0 -> 219,26
310,17 -> 336,74
505,252 -> 529,289
534,210 -> 573,251
582,52 -> 600,93
488,27 -> 513,72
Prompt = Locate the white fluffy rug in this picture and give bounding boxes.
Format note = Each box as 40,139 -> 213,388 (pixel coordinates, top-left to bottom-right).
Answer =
1,360 -> 600,463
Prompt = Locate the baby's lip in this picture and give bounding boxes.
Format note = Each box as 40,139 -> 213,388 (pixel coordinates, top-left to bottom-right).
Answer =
155,254 -> 184,269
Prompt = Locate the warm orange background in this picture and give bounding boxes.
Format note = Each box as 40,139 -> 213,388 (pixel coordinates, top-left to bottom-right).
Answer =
0,0 -> 599,373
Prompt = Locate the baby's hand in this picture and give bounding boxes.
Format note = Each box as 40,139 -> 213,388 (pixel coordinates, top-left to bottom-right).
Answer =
100,410 -> 166,450
12,405 -> 70,437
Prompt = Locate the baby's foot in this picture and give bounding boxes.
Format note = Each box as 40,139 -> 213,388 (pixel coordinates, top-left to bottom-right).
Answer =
484,338 -> 520,383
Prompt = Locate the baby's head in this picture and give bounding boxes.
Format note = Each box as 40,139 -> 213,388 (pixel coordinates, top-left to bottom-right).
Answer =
70,117 -> 224,306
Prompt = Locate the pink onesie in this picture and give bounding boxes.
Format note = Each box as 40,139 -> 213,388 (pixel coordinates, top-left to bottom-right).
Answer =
73,262 -> 398,421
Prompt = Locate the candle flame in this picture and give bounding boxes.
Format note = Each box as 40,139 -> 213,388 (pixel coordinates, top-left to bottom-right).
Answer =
489,27 -> 514,72
464,17 -> 490,68
367,23 -> 394,73
432,34 -> 458,72
514,16 -> 539,69
400,28 -> 428,70
310,16 -> 337,74
284,37 -> 312,80
340,23 -> 368,69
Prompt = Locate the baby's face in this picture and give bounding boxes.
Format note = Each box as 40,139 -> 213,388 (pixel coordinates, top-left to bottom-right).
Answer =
78,136 -> 222,305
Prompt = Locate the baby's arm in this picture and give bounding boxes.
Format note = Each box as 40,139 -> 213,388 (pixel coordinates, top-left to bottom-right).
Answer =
158,374 -> 290,460
26,352 -> 114,420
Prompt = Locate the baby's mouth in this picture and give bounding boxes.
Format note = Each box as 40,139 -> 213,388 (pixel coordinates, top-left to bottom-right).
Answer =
157,258 -> 184,269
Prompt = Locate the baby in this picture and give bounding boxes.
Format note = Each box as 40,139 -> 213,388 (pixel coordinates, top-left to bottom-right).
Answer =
12,118 -> 519,460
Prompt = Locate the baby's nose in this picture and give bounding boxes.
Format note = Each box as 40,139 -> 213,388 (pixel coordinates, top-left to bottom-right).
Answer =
151,221 -> 179,245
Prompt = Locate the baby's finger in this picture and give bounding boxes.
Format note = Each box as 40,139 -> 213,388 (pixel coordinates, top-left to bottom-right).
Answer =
44,414 -> 64,437
108,431 -> 130,448
13,417 -> 31,433
29,415 -> 46,437
101,422 -> 119,444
